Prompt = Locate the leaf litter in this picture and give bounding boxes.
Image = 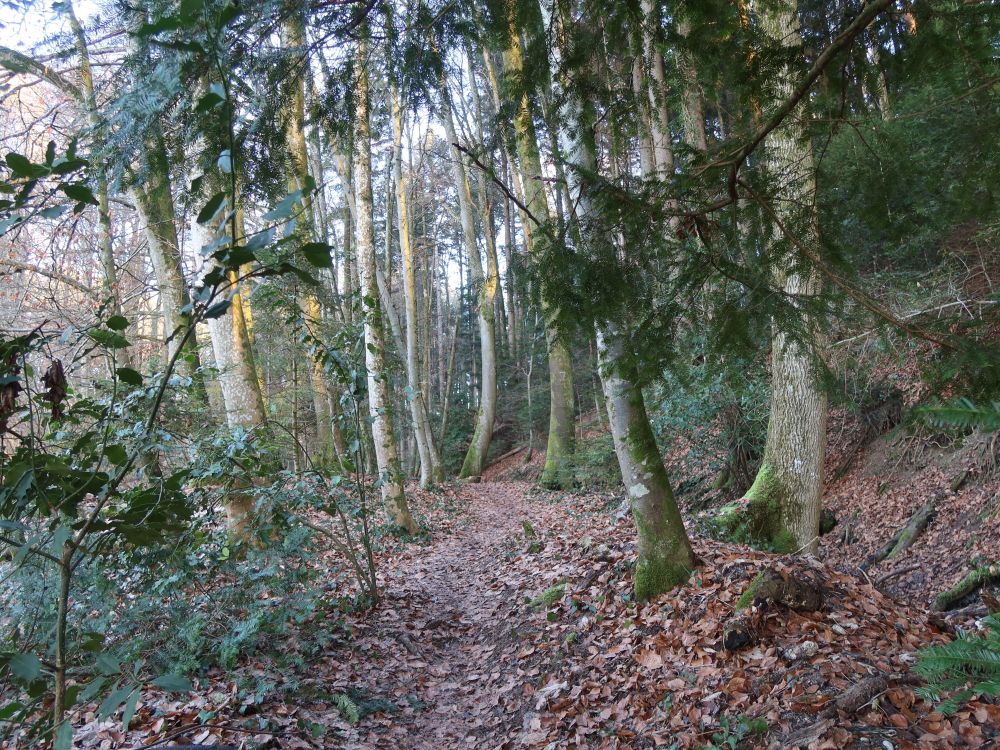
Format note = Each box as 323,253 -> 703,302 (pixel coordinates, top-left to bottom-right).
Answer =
57,479 -> 1000,750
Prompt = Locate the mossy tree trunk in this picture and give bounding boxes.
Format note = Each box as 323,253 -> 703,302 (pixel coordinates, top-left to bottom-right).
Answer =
743,0 -> 827,555
353,33 -> 417,533
497,8 -> 576,488
598,325 -> 696,598
439,69 -> 498,479
539,0 -> 695,598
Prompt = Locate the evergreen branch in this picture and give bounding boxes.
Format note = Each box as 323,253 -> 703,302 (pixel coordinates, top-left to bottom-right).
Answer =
709,0 -> 895,200
916,399 -> 1000,432
738,178 -> 956,350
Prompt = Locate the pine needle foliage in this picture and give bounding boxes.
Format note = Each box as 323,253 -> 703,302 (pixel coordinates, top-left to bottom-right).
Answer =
917,399 -> 1000,433
915,614 -> 1000,714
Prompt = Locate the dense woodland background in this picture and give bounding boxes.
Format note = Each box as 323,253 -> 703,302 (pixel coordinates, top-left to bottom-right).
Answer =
0,0 -> 999,747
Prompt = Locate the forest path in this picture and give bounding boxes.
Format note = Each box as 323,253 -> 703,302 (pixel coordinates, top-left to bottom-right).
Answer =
339,480 -> 536,750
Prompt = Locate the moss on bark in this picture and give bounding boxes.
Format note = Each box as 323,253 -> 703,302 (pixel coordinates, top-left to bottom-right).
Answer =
744,463 -> 797,553
634,555 -> 692,601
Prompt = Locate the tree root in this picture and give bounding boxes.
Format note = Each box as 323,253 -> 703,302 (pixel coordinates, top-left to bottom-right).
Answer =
723,566 -> 824,651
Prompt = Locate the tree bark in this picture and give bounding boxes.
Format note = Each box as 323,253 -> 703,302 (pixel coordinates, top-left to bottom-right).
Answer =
284,13 -> 334,464
539,0 -> 695,598
354,34 -> 417,533
392,84 -> 442,486
743,0 -> 828,555
497,11 -> 576,488
439,71 -> 498,479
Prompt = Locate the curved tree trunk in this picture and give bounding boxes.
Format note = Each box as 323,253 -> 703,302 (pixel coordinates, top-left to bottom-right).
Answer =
743,0 -> 827,555
354,34 -> 417,533
539,0 -> 695,598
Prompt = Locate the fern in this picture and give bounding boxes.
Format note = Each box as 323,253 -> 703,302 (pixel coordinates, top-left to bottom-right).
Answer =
916,398 -> 1000,432
915,614 -> 1000,713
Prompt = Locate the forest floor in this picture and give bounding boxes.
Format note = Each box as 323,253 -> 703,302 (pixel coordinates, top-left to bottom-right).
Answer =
91,480 -> 1000,750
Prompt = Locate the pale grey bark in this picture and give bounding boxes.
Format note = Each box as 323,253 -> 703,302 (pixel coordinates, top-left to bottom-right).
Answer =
439,74 -> 498,479
354,35 -> 417,533
392,85 -> 442,486
540,0 -> 694,596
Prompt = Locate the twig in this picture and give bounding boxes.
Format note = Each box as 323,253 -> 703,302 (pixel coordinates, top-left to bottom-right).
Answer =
875,562 -> 921,586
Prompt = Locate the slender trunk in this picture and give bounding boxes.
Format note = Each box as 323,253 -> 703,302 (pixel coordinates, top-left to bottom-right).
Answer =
640,0 -> 676,178
439,74 -> 497,479
439,316 -> 460,447
540,0 -> 695,596
743,0 -> 827,555
67,3 -> 132,374
354,34 -> 417,533
675,15 -> 708,154
392,85 -> 442,485
498,11 -> 576,487
284,13 -> 334,463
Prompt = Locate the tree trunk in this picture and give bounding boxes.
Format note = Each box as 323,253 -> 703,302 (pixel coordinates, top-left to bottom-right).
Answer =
498,13 -> 576,488
354,34 -> 417,533
743,0 -> 828,555
391,85 -> 442,486
597,324 -> 696,598
641,0 -> 676,179
284,13 -> 334,464
439,73 -> 497,479
539,0 -> 695,598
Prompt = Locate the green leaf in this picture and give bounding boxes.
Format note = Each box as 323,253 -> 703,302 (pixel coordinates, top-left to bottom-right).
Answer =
203,300 -> 231,319
196,192 -> 226,224
53,721 -> 72,750
151,673 -> 192,692
300,242 -> 333,268
40,205 -> 67,219
262,192 -> 300,222
61,183 -> 99,206
106,315 -> 129,331
6,153 -> 44,178
8,653 -> 41,681
122,687 -> 140,730
97,684 -> 135,720
88,329 -> 130,349
104,445 -> 128,466
117,367 -> 143,386
49,525 -> 71,554
196,90 -> 225,113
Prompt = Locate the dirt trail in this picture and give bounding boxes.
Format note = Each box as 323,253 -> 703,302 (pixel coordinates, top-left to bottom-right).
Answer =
339,481 -> 533,750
